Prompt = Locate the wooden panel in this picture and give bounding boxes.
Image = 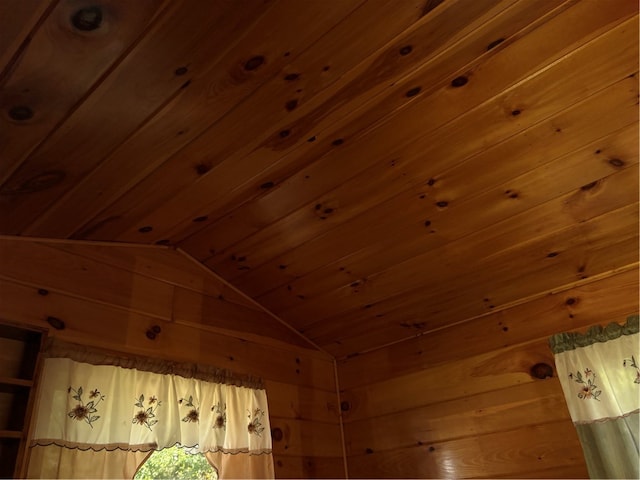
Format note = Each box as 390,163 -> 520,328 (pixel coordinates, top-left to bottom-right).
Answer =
182,0 -> 626,265
270,417 -> 343,457
343,380 -> 570,451
346,420 -> 586,479
217,15 -> 639,299
255,81 -> 638,314
264,380 -> 340,424
0,0 -> 277,233
0,238 -> 174,320
76,0 -> 439,242
338,268 -> 640,388
48,242 -> 258,307
0,0 -> 51,75
26,0 -> 366,238
172,286 -> 310,348
270,123 -> 639,329
274,454 -> 346,479
0,0 -> 164,183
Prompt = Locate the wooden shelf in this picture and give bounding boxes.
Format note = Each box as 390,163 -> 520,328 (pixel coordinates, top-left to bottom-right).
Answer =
0,377 -> 33,388
0,430 -> 23,439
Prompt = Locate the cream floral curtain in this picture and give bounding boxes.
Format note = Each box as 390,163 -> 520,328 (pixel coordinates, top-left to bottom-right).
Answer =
549,315 -> 639,479
27,342 -> 274,479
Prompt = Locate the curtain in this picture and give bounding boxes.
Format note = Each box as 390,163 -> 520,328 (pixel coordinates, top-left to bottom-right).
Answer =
27,344 -> 274,479
549,315 -> 639,479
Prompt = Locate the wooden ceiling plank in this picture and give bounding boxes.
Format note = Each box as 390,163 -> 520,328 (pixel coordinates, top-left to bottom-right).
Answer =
136,0 -> 559,246
0,0 -> 165,184
181,0 -> 634,265
0,238 -> 174,320
337,268 -> 639,387
248,77 -> 639,313
273,123 -> 639,325
75,0 -> 457,242
46,242 -> 260,310
317,221 -> 639,356
0,0 -> 53,81
0,0 -> 279,234
303,188 -> 640,343
24,0 -> 366,238
172,287 -> 312,348
223,19 -> 639,298
172,0 -> 584,259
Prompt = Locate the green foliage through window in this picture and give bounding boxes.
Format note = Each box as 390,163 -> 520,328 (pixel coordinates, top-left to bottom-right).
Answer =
134,445 -> 218,480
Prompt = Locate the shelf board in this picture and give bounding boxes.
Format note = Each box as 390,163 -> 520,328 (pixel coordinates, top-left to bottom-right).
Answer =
0,377 -> 32,388
0,430 -> 23,439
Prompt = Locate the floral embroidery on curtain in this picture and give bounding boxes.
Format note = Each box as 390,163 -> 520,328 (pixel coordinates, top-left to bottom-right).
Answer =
549,315 -> 639,479
31,357 -> 273,456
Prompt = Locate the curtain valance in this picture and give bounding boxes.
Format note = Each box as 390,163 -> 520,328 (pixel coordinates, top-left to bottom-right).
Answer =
31,358 -> 272,455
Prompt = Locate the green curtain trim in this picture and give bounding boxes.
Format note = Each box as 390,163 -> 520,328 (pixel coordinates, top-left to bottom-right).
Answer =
549,315 -> 639,354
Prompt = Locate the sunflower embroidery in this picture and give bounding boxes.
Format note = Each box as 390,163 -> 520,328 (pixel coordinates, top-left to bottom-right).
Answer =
179,395 -> 199,423
247,408 -> 265,436
132,394 -> 161,431
211,402 -> 227,430
68,386 -> 104,428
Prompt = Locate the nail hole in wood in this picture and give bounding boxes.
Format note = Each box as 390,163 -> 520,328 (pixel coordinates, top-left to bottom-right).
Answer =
279,130 -> 290,138
193,216 -> 208,222
399,45 -> 413,55
38,288 -> 49,296
511,109 -> 521,116
436,201 -> 448,208
284,73 -> 299,81
260,181 -> 275,189
340,401 -> 351,411
138,226 -> 153,233
174,66 -> 188,76
332,138 -> 344,146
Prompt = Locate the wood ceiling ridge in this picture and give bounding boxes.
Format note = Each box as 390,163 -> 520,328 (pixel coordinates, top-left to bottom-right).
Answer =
175,248 -> 331,357
233,74 -> 637,306
81,0 -> 560,246
157,0 -> 572,252
198,8 -> 636,284
331,262 -> 640,360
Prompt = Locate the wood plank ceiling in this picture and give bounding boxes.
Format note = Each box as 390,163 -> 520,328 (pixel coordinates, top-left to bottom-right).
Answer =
1,0 -> 638,359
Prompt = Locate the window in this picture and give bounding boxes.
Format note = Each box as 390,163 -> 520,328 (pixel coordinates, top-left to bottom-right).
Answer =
135,445 -> 218,480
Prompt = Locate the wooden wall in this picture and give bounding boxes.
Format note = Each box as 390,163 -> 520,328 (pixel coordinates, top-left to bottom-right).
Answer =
338,267 -> 639,478
0,237 -> 346,478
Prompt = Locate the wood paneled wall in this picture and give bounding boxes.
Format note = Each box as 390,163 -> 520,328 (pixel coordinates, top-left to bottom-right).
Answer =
0,237 -> 345,478
337,267 -> 639,478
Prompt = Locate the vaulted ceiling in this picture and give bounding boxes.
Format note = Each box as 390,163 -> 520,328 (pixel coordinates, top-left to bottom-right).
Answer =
1,0 -> 638,358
